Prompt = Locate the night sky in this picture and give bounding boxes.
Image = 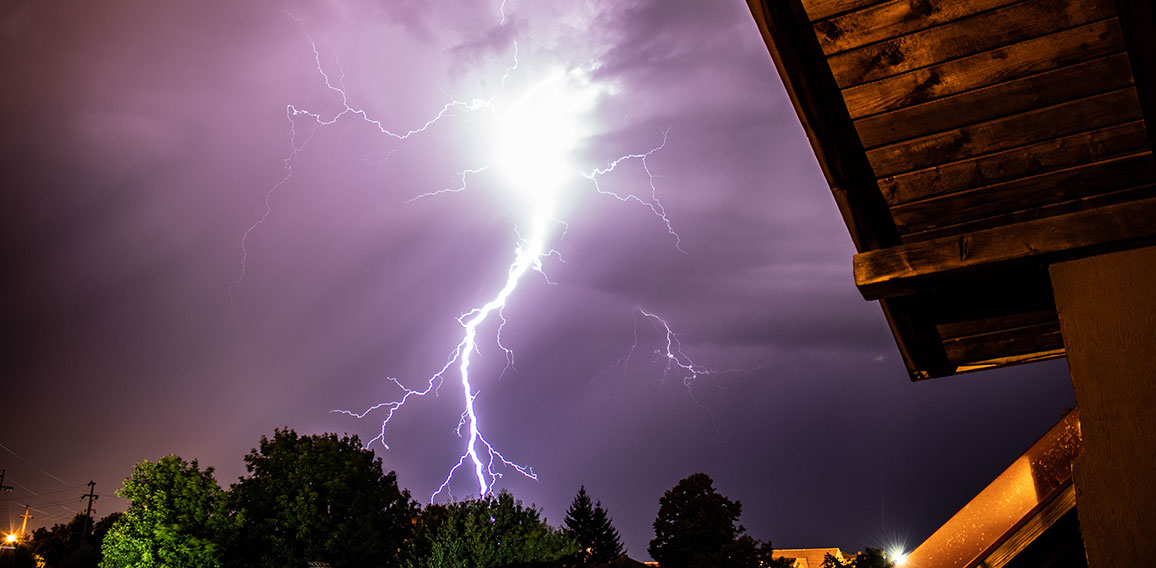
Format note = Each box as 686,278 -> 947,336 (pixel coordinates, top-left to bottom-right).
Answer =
2,0 -> 1077,560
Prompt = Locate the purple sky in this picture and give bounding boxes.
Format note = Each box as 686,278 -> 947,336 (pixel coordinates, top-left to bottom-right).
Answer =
2,0 -> 1077,559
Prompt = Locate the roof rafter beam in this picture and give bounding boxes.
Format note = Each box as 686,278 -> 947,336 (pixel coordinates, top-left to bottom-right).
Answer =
854,196 -> 1156,300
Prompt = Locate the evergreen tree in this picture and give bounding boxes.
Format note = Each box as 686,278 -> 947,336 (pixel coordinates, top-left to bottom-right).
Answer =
563,486 -> 624,566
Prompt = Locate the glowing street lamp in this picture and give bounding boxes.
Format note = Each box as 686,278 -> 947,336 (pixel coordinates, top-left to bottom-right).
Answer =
887,547 -> 908,566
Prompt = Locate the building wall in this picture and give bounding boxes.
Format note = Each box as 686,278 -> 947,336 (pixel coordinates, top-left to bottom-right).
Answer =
1051,244 -> 1156,566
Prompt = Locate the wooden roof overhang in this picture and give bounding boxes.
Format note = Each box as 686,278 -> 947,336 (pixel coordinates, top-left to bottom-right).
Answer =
746,0 -> 1156,379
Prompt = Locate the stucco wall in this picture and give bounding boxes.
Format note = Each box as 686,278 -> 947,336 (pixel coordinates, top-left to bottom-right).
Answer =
1051,244 -> 1156,566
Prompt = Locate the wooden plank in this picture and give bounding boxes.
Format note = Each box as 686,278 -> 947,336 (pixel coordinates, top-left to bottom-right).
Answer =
816,0 -> 1019,56
938,309 -> 1056,340
747,0 -> 901,252
800,0 -> 886,22
952,348 -> 1065,372
828,0 -> 1115,89
879,120 -> 1149,206
853,195 -> 1156,300
828,0 -> 1114,88
892,151 -> 1156,235
867,88 -> 1141,177
943,321 -> 1063,366
907,183 -> 1156,241
856,53 -> 1134,149
842,19 -> 1125,119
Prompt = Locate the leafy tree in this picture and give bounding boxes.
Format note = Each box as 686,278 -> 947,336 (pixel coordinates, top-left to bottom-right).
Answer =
92,513 -> 123,548
100,455 -> 233,568
648,473 -> 779,568
563,486 -> 623,566
227,429 -> 418,568
403,490 -> 576,568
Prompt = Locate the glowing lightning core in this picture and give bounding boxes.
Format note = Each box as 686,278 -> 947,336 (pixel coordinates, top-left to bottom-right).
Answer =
251,10 -> 705,502
439,71 -> 588,495
336,64 -> 623,499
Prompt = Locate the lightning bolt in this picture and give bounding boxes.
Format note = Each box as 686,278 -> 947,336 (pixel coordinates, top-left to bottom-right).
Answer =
240,6 -> 722,502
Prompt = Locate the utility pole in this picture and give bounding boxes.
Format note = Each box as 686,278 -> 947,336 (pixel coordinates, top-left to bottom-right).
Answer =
0,469 -> 13,493
19,506 -> 31,538
80,481 -> 99,539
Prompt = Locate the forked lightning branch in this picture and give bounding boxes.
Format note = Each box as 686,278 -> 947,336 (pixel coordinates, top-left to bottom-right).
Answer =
237,8 -> 720,502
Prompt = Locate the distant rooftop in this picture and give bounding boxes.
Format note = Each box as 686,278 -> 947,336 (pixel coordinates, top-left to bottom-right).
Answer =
775,547 -> 847,568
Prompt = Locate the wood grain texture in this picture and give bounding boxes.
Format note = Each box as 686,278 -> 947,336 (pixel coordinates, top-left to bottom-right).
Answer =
828,0 -> 1115,88
801,0 -> 887,22
842,18 -> 1124,118
938,309 -> 1056,340
853,195 -> 1156,299
855,53 -> 1134,149
943,321 -> 1063,365
906,184 -> 1156,241
866,88 -> 1142,177
879,120 -> 1149,205
891,151 -> 1156,234
815,0 -> 1019,56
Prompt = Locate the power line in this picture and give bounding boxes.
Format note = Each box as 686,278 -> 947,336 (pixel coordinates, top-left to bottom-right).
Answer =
0,484 -> 87,502
0,441 -> 73,486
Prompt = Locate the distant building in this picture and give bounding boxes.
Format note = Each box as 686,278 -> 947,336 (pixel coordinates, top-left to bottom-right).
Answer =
774,547 -> 848,568
591,554 -> 656,568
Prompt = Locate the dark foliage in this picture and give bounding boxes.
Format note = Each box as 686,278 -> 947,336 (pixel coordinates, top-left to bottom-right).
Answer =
227,429 -> 419,568
563,486 -> 624,566
28,513 -> 104,568
822,547 -> 892,568
648,473 -> 780,568
402,490 -> 575,568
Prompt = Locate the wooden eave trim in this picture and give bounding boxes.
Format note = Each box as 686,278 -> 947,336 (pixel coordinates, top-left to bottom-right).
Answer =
853,196 -> 1156,300
746,0 -> 900,252
879,296 -> 954,380
1113,0 -> 1156,150
748,0 -> 939,380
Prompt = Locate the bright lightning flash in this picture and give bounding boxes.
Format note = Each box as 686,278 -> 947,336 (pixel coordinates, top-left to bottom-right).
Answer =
248,10 -> 714,503
333,60 -> 640,500
429,71 -> 594,496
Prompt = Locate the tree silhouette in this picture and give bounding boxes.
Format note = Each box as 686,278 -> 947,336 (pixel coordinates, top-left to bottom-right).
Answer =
227,429 -> 418,568
402,490 -> 575,568
563,486 -> 624,566
648,473 -> 778,568
821,547 -> 893,568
